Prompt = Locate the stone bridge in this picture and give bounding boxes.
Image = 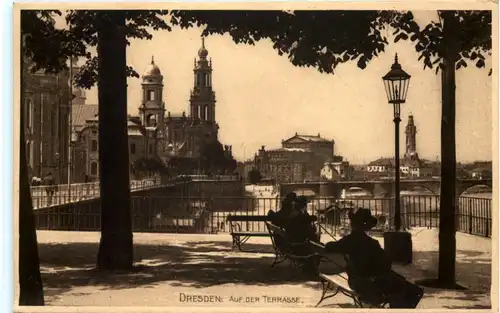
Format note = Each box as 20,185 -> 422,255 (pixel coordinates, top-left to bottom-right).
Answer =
280,178 -> 493,198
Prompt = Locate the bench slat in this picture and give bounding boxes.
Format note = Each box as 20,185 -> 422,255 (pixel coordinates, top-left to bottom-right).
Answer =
231,232 -> 270,236
228,215 -> 318,222
320,273 -> 353,292
227,215 -> 270,222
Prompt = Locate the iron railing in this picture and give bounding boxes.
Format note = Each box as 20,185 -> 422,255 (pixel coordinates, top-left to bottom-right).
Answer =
33,194 -> 492,238
30,176 -> 162,209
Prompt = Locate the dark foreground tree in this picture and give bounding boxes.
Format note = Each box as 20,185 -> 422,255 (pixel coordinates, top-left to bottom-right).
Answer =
65,10 -> 172,269
92,11 -> 133,269
170,10 -> 492,287
19,53 -> 45,306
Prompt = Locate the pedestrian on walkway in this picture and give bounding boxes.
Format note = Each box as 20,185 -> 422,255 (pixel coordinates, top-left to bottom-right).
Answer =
44,172 -> 56,205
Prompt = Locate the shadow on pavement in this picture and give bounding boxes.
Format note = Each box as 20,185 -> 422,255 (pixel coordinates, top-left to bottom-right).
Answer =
39,239 -> 324,302
38,237 -> 491,309
412,249 -> 491,294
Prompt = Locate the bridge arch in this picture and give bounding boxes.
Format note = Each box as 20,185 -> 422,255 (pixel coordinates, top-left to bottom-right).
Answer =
293,188 -> 318,197
399,183 -> 438,195
279,183 -> 321,197
343,186 -> 374,197
458,182 -> 492,197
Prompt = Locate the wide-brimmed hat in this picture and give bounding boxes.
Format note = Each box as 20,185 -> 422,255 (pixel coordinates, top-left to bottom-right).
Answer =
294,195 -> 309,207
348,208 -> 378,231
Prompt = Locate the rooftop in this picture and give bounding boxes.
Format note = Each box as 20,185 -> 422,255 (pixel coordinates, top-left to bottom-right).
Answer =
71,104 -> 98,130
284,133 -> 334,143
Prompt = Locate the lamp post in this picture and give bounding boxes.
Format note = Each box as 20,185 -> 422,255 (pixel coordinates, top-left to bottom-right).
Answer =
55,152 -> 60,183
382,54 -> 413,264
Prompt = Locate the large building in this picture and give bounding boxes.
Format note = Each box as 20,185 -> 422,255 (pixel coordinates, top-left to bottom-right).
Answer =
71,38 -> 230,182
22,58 -> 71,184
253,133 -> 340,183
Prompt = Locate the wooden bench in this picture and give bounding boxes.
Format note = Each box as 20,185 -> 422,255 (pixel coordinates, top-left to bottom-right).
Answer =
316,264 -> 389,308
265,222 -> 323,269
226,215 -> 271,250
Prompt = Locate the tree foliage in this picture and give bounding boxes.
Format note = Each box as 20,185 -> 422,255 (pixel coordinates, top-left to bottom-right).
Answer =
22,10 -> 75,73
133,157 -> 169,174
21,10 -> 173,87
247,169 -> 262,185
23,10 -> 491,86
22,10 -> 492,84
170,10 -> 491,74
199,140 -> 236,174
65,10 -> 172,88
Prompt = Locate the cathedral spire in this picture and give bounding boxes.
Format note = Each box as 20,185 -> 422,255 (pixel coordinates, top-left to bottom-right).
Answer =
191,37 -> 216,123
198,37 -> 209,59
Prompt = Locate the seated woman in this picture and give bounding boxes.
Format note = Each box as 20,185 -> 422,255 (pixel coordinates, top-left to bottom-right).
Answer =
324,208 -> 424,308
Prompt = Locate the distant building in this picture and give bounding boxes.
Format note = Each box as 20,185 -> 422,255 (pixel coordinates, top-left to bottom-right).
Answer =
242,160 -> 255,180
320,158 -> 351,181
22,57 -> 71,184
367,158 -> 394,174
471,167 -> 492,179
365,114 -> 434,179
281,133 -> 335,159
253,133 -> 341,183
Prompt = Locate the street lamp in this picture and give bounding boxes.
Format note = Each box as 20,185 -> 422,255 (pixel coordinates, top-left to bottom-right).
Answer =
55,152 -> 60,183
382,53 -> 412,264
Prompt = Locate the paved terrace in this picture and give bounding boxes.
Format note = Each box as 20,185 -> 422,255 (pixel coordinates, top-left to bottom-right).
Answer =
26,228 -> 492,309
30,177 -> 162,209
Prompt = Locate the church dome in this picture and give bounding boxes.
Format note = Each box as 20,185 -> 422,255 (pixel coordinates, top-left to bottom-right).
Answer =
198,37 -> 208,59
143,56 -> 161,77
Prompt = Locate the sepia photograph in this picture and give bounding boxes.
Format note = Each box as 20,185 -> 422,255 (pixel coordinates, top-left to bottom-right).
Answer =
15,4 -> 496,311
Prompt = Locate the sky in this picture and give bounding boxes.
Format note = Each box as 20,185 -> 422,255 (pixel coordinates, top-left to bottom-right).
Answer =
60,11 -> 493,164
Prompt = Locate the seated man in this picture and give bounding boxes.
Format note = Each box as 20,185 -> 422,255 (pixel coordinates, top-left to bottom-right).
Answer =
284,196 -> 319,243
283,196 -> 321,274
324,208 -> 424,308
267,192 -> 297,228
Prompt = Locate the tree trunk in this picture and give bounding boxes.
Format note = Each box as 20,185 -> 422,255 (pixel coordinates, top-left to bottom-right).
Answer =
19,41 -> 45,305
96,11 -> 133,270
438,11 -> 458,286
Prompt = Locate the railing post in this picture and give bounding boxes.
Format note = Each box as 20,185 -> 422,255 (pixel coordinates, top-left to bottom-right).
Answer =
468,200 -> 473,235
485,214 -> 489,237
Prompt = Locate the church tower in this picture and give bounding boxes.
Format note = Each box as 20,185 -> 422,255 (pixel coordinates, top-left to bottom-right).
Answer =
190,37 -> 216,123
404,114 -> 418,160
139,56 -> 165,129
139,56 -> 166,158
